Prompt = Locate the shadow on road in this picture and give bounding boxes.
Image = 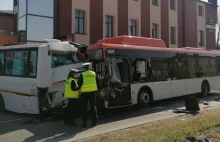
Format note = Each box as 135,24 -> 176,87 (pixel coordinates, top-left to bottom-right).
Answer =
0,93 -> 219,142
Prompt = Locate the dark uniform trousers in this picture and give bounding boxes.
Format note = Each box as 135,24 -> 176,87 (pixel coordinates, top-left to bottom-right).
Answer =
64,98 -> 78,125
81,92 -> 98,125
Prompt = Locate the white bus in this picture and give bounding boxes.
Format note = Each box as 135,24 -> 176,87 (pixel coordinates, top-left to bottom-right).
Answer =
0,40 -> 86,114
86,36 -> 220,108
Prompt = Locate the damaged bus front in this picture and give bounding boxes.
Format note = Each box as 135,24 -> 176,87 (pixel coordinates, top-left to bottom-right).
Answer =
87,47 -> 132,109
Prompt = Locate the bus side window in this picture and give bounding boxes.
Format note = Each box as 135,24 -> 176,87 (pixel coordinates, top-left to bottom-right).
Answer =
29,50 -> 37,77
0,51 -> 4,75
4,51 -> 28,76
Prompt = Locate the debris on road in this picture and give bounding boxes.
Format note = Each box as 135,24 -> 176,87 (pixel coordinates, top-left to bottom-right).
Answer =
203,101 -> 209,105
186,136 -> 213,142
214,97 -> 220,102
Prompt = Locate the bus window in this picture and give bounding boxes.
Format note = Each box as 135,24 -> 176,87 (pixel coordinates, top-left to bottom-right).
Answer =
29,50 -> 37,77
0,52 -> 4,75
5,51 -> 28,76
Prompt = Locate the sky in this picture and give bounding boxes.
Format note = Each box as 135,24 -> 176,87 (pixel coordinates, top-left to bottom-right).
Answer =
0,0 -> 210,10
0,0 -> 13,10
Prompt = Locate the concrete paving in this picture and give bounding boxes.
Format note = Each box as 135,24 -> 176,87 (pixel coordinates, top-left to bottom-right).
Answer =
0,93 -> 220,142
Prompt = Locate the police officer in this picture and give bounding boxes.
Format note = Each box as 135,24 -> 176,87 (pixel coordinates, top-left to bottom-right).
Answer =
64,69 -> 79,127
77,63 -> 100,128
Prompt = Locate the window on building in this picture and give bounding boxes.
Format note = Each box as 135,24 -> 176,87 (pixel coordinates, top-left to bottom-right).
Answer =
152,0 -> 159,6
170,0 -> 175,10
199,30 -> 204,46
170,26 -> 176,44
130,19 -> 137,36
106,16 -> 114,37
152,23 -> 159,38
75,10 -> 85,34
198,5 -> 204,17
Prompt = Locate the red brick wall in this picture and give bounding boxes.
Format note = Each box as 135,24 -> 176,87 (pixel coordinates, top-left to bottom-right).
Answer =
184,0 -> 197,47
57,0 -> 72,37
118,0 -> 128,36
141,0 -> 150,37
0,14 -> 13,32
205,4 -> 217,49
178,0 -> 183,47
161,0 -> 169,47
90,0 -> 103,44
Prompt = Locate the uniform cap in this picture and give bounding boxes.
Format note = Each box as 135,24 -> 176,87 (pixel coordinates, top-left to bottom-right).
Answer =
82,62 -> 91,66
70,69 -> 79,73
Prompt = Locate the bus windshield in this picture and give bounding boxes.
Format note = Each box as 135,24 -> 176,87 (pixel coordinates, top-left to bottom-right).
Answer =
51,52 -> 75,68
108,57 -> 130,84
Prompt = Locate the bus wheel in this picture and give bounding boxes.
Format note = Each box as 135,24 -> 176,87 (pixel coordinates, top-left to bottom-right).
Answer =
201,82 -> 209,97
0,94 -> 5,112
138,88 -> 152,108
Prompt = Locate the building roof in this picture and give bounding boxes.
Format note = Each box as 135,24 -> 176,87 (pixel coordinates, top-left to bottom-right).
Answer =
0,10 -> 13,15
198,0 -> 219,7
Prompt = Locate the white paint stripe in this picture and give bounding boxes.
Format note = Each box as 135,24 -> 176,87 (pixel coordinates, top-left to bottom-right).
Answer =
0,118 -> 29,124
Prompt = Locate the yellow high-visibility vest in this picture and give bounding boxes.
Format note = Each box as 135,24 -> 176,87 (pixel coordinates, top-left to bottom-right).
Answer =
64,77 -> 79,98
81,70 -> 98,93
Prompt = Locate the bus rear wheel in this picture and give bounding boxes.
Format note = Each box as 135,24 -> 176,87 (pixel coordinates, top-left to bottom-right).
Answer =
138,89 -> 152,108
201,82 -> 209,97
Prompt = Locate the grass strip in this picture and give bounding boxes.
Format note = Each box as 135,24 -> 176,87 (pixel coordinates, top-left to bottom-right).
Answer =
86,108 -> 220,142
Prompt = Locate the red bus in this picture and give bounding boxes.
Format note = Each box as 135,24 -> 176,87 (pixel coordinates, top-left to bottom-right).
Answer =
86,36 -> 220,108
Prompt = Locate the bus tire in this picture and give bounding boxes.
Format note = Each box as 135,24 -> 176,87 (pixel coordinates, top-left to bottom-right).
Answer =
0,93 -> 5,112
137,87 -> 153,108
200,81 -> 209,97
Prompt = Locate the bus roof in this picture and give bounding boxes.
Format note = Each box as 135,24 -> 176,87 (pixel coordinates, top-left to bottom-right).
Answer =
0,41 -> 78,52
87,36 -> 220,55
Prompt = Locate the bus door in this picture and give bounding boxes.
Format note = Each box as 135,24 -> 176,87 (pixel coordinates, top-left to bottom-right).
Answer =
152,60 -> 172,100
170,56 -> 187,97
108,57 -> 132,107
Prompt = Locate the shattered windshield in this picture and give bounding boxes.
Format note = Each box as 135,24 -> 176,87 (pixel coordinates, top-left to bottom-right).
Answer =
108,57 -> 123,83
51,52 -> 75,68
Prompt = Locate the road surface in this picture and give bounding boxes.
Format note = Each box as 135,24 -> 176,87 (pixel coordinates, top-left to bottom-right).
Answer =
0,93 -> 220,142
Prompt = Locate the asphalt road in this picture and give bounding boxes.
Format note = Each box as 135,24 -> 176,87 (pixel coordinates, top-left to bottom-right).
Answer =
0,93 -> 220,142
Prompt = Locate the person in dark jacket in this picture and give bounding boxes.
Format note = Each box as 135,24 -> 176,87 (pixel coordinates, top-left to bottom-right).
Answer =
77,63 -> 100,128
64,69 -> 80,127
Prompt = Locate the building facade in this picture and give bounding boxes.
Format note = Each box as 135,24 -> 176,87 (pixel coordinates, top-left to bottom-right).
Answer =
13,0 -> 54,42
0,10 -> 18,46
13,0 -> 218,49
0,10 -> 14,32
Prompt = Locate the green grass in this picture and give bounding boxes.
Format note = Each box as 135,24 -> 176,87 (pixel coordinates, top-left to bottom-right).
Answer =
88,109 -> 220,142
